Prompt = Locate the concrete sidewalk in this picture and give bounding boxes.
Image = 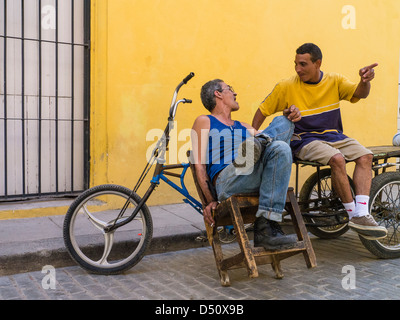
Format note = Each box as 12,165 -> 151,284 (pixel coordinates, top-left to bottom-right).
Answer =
0,202 -> 209,276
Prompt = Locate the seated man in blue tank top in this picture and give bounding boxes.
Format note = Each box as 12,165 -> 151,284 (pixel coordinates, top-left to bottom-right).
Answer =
191,79 -> 301,249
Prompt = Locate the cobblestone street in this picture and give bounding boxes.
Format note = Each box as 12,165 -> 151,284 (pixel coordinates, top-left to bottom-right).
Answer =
1,230 -> 400,301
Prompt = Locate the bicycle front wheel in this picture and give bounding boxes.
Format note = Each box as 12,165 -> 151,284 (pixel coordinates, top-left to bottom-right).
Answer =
63,184 -> 153,274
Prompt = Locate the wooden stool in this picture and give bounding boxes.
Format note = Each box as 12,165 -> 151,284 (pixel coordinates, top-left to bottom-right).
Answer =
188,155 -> 317,286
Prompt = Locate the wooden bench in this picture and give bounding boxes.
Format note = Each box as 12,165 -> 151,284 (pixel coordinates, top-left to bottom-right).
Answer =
188,154 -> 317,286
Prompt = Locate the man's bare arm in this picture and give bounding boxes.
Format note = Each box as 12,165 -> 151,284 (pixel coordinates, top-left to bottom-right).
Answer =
191,116 -> 216,226
253,105 -> 301,131
252,109 -> 266,130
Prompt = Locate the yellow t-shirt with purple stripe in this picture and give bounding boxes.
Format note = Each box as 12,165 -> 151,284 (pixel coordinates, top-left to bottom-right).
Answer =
259,72 -> 359,154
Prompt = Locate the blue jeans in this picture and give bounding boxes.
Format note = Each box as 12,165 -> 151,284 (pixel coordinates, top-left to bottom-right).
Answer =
215,116 -> 294,222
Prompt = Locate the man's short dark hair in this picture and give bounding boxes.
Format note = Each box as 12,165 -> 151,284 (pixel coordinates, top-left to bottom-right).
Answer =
296,43 -> 323,62
200,79 -> 224,112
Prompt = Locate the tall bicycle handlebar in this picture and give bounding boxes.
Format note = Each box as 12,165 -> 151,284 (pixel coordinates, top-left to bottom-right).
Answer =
169,72 -> 195,119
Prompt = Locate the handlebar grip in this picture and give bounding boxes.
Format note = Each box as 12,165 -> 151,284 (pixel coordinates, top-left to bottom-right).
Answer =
182,72 -> 195,84
184,99 -> 192,103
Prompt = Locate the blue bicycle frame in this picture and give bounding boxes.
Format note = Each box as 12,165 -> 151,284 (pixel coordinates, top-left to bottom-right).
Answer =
150,162 -> 203,215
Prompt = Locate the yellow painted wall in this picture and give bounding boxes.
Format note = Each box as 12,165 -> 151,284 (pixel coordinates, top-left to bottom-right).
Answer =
90,0 -> 400,206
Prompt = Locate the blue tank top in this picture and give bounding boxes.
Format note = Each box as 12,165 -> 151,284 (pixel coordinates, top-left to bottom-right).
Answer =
206,115 -> 250,181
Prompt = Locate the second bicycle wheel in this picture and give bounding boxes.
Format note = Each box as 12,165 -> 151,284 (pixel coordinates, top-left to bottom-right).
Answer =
299,168 -> 354,239
63,184 -> 153,275
359,172 -> 400,258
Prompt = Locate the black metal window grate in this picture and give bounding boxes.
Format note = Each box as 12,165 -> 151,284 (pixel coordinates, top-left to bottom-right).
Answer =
0,0 -> 90,201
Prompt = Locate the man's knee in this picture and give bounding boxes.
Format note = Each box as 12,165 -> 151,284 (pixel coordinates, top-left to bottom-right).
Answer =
277,115 -> 295,130
328,153 -> 346,169
355,153 -> 373,167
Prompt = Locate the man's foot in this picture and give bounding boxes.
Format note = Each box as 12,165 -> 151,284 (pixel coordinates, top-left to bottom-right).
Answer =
255,133 -> 272,147
348,214 -> 388,240
253,217 -> 297,250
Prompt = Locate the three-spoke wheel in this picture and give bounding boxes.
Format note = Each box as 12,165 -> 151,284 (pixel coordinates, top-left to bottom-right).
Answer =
63,184 -> 153,274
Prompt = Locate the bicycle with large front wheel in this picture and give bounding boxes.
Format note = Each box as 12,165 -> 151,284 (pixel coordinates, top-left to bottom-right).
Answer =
63,73 -> 202,275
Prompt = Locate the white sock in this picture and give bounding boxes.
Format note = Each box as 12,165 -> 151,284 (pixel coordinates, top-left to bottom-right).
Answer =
355,195 -> 369,217
343,201 -> 356,219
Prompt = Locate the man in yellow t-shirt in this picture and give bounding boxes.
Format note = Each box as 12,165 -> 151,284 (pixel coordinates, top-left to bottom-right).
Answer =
252,43 -> 387,240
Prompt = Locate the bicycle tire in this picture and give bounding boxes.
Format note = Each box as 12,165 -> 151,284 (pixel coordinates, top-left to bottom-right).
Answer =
63,184 -> 153,274
299,168 -> 354,239
359,172 -> 400,259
